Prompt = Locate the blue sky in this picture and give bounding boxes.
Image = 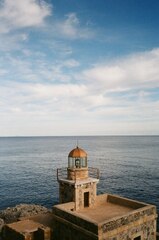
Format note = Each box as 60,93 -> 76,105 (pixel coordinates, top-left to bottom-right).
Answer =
0,0 -> 159,136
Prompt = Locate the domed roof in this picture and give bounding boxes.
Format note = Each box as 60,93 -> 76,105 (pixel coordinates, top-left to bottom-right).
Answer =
68,146 -> 87,158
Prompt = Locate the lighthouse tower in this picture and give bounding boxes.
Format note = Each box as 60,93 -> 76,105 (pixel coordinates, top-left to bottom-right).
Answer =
57,146 -> 99,211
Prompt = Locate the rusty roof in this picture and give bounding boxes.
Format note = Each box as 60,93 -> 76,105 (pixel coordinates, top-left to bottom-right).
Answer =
68,146 -> 87,158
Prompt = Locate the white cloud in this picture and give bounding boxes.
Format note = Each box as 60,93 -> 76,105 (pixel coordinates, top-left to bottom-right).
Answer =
56,13 -> 94,39
82,48 -> 159,92
0,33 -> 28,51
0,0 -> 51,33
28,83 -> 87,99
63,59 -> 80,68
1,48 -> 159,135
0,68 -> 8,76
0,82 -> 88,109
61,13 -> 79,38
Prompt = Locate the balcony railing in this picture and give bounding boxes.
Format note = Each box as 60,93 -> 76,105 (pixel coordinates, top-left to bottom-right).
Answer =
88,167 -> 100,179
57,167 -> 67,181
57,167 -> 99,182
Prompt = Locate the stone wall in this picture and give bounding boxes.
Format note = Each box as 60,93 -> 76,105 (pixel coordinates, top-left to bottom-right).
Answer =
75,181 -> 97,210
99,205 -> 157,240
2,221 -> 52,240
59,182 -> 74,204
2,225 -> 26,240
67,168 -> 88,180
52,214 -> 98,240
107,194 -> 146,209
59,180 -> 97,211
52,204 -> 98,236
99,219 -> 156,240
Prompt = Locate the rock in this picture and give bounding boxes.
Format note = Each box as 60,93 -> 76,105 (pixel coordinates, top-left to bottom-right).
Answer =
0,218 -> 4,233
0,204 -> 50,224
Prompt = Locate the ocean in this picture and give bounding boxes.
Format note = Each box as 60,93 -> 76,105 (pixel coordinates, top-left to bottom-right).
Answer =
0,136 -> 159,227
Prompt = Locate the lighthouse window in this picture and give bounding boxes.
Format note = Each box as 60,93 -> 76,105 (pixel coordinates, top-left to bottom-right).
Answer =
73,159 -> 75,168
82,158 -> 87,167
68,158 -> 75,168
75,159 -> 80,168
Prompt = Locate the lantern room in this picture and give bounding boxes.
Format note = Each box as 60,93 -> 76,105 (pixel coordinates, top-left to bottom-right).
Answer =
68,146 -> 87,169
67,146 -> 88,180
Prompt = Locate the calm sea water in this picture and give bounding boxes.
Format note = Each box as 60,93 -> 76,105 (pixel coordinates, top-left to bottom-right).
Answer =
0,136 -> 159,227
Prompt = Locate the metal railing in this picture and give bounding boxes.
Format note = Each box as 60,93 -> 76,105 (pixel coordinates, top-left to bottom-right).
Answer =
57,167 -> 99,182
88,167 -> 100,179
57,167 -> 67,181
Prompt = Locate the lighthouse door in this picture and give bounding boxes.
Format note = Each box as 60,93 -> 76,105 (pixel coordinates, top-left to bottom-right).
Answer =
84,192 -> 89,207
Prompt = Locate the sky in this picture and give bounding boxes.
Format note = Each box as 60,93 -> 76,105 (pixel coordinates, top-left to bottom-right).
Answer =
0,0 -> 159,136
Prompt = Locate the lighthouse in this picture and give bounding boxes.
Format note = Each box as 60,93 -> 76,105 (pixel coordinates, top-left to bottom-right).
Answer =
57,146 -> 99,211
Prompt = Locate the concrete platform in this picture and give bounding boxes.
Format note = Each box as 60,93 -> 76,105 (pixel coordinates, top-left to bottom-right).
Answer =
20,212 -> 55,229
56,193 -> 147,224
7,219 -> 43,233
76,202 -> 133,223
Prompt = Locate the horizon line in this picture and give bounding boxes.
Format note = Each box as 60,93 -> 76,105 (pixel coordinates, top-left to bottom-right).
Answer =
0,134 -> 159,138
